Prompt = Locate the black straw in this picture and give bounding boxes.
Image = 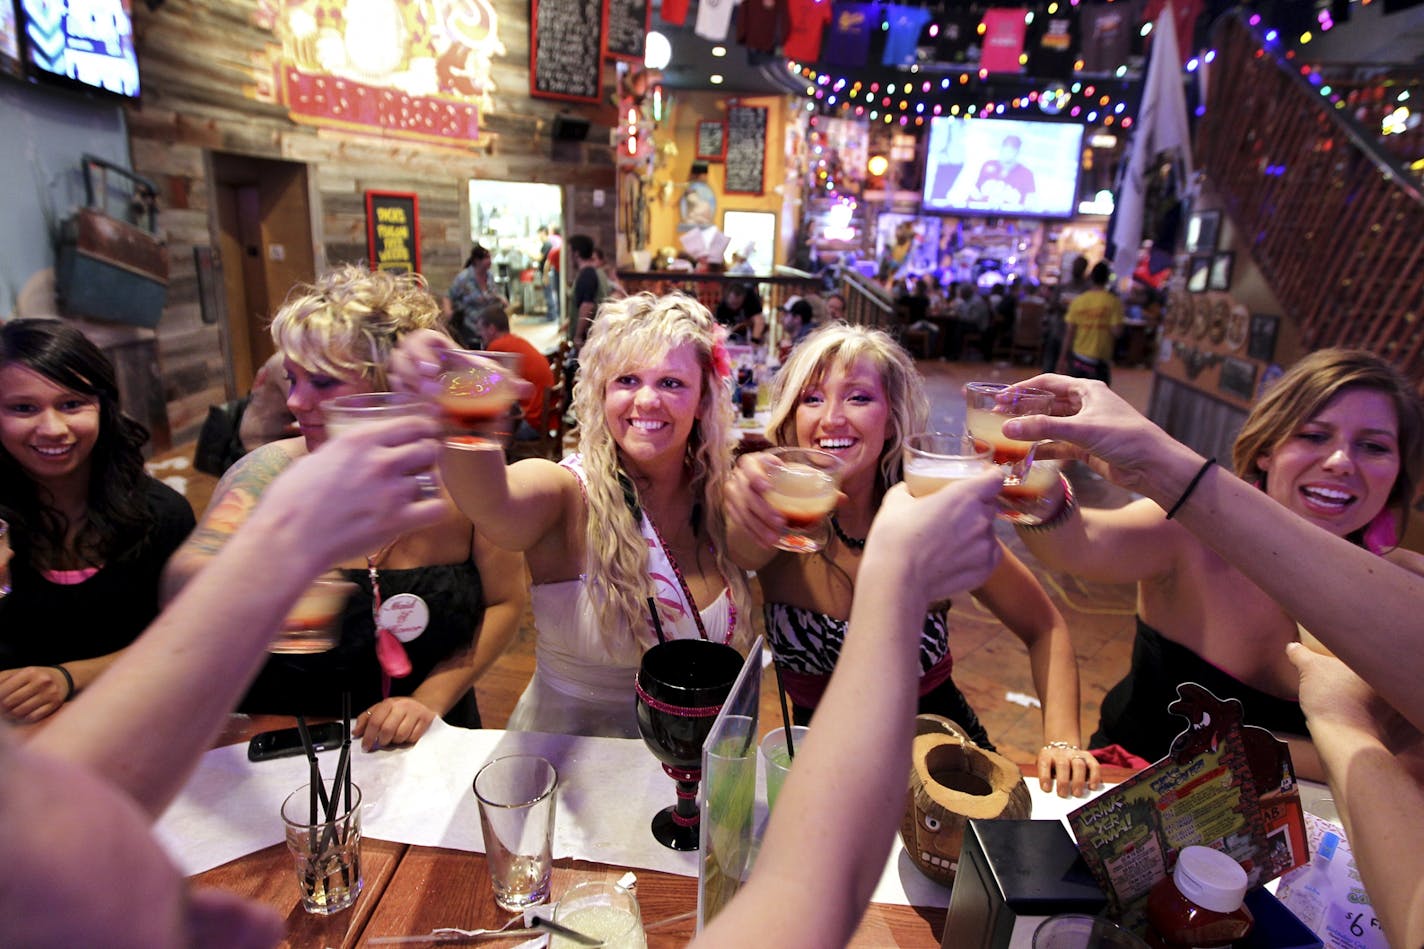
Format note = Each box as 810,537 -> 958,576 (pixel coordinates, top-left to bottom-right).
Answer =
341,691 -> 353,817
646,596 -> 668,645
294,714 -> 330,819
773,666 -> 796,759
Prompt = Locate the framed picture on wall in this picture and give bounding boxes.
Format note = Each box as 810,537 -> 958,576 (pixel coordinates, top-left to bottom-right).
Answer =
1186,210 -> 1220,254
696,121 -> 726,161
1248,314 -> 1281,362
1186,255 -> 1212,293
1208,252 -> 1234,291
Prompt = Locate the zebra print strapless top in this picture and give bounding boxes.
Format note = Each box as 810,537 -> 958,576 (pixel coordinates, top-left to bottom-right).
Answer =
763,601 -> 953,679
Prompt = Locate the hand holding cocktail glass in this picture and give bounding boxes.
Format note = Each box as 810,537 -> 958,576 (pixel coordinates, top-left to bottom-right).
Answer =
726,447 -> 845,554
963,382 -> 1065,525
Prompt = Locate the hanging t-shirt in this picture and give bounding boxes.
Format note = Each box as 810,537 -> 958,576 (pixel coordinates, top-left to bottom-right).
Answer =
880,4 -> 930,67
822,1 -> 877,67
1079,0 -> 1140,73
1026,9 -> 1077,80
782,0 -> 832,61
662,0 -> 690,26
695,0 -> 739,41
738,0 -> 786,52
933,8 -> 976,64
979,6 -> 1027,74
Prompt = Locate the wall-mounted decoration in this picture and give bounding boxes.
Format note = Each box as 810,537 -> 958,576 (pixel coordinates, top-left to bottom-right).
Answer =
1186,255 -> 1211,293
724,104 -> 768,196
1209,252 -> 1234,291
1225,303 -> 1249,352
1189,294 -> 1211,340
1172,341 -> 1223,380
1247,314 -> 1280,363
261,1 -> 498,144
531,0 -> 604,103
1219,356 -> 1258,401
365,191 -> 421,275
604,0 -> 649,62
1186,210 -> 1220,254
1207,296 -> 1229,345
696,121 -> 727,162
679,161 -> 717,232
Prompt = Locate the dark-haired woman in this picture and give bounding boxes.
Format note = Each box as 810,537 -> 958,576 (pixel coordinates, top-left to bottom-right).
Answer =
0,320 -> 195,723
447,244 -> 507,347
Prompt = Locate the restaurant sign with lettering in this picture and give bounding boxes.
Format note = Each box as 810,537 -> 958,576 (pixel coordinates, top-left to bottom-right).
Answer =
366,191 -> 421,275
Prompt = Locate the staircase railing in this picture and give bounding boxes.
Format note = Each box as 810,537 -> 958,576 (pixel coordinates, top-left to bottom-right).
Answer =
1198,13 -> 1424,383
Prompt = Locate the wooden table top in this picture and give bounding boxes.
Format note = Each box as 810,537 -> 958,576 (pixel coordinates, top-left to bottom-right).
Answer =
194,717 -> 1132,947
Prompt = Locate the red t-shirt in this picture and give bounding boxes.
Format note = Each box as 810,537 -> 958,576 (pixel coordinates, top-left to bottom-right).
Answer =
783,0 -> 831,62
738,0 -> 785,52
486,333 -> 555,428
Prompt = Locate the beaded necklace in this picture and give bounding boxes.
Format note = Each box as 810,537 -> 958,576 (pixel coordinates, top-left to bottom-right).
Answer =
642,512 -> 737,646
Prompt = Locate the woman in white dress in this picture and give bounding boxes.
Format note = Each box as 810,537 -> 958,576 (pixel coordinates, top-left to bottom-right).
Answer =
393,292 -> 753,736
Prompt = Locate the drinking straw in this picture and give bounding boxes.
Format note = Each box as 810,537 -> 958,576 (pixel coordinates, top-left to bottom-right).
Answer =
294,715 -> 330,820
773,666 -> 796,759
645,596 -> 668,644
341,691 -> 353,817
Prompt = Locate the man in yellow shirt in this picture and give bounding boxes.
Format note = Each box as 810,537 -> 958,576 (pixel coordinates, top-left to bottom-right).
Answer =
1057,261 -> 1124,385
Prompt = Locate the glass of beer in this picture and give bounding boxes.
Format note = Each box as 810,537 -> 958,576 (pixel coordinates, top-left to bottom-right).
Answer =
761,447 -> 844,553
437,350 -> 520,446
322,391 -> 430,438
902,433 -> 993,497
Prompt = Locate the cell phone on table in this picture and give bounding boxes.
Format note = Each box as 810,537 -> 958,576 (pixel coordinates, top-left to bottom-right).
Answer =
246,722 -> 345,762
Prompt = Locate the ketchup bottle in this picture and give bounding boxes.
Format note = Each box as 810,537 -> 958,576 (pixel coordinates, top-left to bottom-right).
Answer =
1146,846 -> 1255,948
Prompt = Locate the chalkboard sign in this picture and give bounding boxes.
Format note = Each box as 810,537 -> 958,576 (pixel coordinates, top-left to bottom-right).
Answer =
365,191 -> 421,274
696,120 -> 726,161
531,0 -> 604,103
724,105 -> 767,196
604,0 -> 648,62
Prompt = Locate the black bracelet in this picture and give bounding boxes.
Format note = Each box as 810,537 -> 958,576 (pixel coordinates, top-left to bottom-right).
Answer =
1165,457 -> 1216,520
49,664 -> 75,702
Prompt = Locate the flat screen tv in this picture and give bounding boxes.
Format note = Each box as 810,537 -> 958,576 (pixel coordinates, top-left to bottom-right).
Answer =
20,0 -> 140,98
922,117 -> 1084,218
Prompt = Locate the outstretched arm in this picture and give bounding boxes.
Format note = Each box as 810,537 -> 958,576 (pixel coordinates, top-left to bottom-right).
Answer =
1288,644 -> 1424,949
695,470 -> 1004,949
30,418 -> 446,817
974,545 -> 1100,797
1004,374 -> 1424,734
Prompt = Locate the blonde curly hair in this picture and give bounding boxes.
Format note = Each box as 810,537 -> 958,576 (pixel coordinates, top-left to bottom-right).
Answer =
270,264 -> 448,388
766,322 -> 928,493
572,292 -> 752,648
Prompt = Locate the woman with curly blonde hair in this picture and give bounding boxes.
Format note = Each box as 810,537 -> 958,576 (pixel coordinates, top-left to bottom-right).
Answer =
162,265 -> 527,750
394,292 -> 753,738
726,323 -> 1098,796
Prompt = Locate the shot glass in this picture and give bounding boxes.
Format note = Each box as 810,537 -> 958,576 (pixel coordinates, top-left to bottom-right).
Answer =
281,782 -> 364,915
271,577 -> 358,654
759,725 -> 809,812
0,518 -> 11,597
552,880 -> 648,949
474,754 -> 559,912
902,433 -> 993,498
761,446 -> 843,553
437,350 -> 520,446
1032,914 -> 1149,949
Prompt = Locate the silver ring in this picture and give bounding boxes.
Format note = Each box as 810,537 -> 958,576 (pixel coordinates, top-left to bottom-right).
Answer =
414,472 -> 440,500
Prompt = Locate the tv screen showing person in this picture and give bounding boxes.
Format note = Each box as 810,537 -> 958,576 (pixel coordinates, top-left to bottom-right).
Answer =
922,117 -> 1084,217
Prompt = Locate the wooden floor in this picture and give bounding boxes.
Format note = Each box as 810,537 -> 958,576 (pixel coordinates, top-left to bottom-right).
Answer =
148,356 -> 1151,762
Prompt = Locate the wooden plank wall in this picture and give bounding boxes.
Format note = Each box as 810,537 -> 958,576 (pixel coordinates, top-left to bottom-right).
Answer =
126,0 -> 619,443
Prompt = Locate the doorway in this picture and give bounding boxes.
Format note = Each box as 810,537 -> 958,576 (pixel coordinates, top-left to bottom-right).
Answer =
466,180 -> 563,318
211,153 -> 316,394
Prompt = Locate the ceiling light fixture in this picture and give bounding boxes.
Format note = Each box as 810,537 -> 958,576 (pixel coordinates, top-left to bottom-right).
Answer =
710,74 -> 724,84
711,46 -> 726,57
645,31 -> 671,70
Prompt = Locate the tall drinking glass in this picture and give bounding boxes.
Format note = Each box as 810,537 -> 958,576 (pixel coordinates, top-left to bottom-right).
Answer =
281,781 -> 364,915
902,433 -> 993,497
474,755 -> 559,911
760,446 -> 844,553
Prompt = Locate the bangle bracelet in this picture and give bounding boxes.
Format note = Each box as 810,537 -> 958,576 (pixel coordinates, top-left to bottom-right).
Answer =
1043,740 -> 1080,751
1165,457 -> 1216,520
49,664 -> 75,702
1020,475 -> 1077,532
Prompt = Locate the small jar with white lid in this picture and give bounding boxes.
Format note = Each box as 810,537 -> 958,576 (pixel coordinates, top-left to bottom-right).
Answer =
1146,845 -> 1255,948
